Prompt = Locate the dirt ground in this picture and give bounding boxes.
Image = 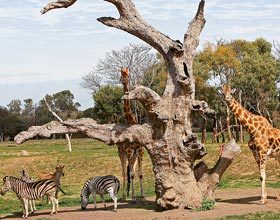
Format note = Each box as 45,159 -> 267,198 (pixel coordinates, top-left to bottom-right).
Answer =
3,188 -> 280,220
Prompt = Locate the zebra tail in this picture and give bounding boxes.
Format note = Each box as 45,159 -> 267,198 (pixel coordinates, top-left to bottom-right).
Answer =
126,164 -> 130,197
114,177 -> 120,195
57,185 -> 66,195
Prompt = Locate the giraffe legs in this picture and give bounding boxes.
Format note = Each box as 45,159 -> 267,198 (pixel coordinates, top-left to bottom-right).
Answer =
276,158 -> 280,201
254,150 -> 267,205
127,149 -> 137,203
250,144 -> 268,205
118,146 -> 127,201
137,148 -> 145,202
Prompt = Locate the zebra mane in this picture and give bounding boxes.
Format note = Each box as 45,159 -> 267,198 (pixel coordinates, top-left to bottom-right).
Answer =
81,179 -> 91,198
3,176 -> 22,182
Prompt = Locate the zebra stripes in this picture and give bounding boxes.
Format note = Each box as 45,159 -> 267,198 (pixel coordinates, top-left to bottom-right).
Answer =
80,175 -> 120,212
1,176 -> 60,218
20,170 -> 37,213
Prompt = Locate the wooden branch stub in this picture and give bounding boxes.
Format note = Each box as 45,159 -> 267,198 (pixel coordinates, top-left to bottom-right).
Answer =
196,139 -> 241,199
183,0 -> 206,56
122,86 -> 161,111
41,0 -> 77,14
190,100 -> 216,114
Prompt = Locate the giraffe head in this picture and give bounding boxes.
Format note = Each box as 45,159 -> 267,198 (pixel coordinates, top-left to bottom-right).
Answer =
120,67 -> 129,85
220,84 -> 236,101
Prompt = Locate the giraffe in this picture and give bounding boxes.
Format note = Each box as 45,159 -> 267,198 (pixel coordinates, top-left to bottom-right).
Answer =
117,67 -> 145,203
221,84 -> 280,204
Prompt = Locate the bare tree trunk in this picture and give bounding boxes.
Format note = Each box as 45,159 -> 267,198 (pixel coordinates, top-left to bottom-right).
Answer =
219,117 -> 225,143
212,115 -> 219,143
201,116 -> 207,144
226,105 -> 232,141
14,0 -> 240,210
44,97 -> 72,152
0,132 -> 3,142
234,118 -> 239,141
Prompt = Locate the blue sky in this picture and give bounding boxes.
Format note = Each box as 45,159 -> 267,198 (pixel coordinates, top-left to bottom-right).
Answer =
1,0 -> 280,109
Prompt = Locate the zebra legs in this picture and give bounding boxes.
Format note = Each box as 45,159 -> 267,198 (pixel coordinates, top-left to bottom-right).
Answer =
100,195 -> 107,209
28,200 -> 36,213
107,187 -> 118,212
92,191 -> 97,209
22,198 -> 29,219
49,195 -> 58,215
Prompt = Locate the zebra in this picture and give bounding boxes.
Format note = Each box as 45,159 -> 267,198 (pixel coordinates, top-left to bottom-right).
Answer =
0,176 -> 65,218
20,170 -> 37,213
80,175 -> 120,212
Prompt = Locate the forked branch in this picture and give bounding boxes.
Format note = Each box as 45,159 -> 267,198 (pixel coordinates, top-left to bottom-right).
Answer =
44,97 -> 73,152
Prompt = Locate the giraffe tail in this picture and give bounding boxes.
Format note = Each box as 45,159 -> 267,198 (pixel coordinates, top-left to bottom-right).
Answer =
127,164 -> 130,197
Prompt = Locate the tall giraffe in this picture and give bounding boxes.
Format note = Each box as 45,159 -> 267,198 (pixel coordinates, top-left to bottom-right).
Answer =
221,84 -> 280,204
117,67 -> 145,203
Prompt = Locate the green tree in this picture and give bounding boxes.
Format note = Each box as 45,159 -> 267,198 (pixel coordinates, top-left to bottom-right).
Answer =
7,99 -> 22,115
230,38 -> 280,124
92,85 -> 124,124
0,106 -> 23,141
52,90 -> 79,113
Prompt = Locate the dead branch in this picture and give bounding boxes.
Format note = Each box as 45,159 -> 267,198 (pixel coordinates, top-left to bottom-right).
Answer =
41,0 -> 77,14
195,139 -> 241,199
15,118 -> 153,147
44,97 -> 72,152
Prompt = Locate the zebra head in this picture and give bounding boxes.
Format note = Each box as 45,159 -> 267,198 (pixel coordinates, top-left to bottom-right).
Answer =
1,176 -> 11,196
80,192 -> 89,210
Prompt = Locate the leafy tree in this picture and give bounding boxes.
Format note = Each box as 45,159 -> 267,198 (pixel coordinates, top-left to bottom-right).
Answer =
92,85 -> 124,124
7,99 -> 22,115
52,90 -> 80,112
0,106 -> 23,140
230,38 -> 280,124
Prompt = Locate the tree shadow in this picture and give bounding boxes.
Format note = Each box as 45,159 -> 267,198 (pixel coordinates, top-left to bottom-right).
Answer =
216,195 -> 277,204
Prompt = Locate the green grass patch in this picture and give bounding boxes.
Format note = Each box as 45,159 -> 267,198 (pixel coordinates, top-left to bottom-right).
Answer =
193,199 -> 215,211
216,212 -> 280,220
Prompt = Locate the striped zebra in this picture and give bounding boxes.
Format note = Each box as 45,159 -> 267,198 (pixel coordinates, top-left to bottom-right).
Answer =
20,170 -> 37,213
0,176 -> 65,218
80,175 -> 120,212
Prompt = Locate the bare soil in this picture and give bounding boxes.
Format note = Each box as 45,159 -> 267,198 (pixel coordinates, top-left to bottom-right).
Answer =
4,188 -> 280,220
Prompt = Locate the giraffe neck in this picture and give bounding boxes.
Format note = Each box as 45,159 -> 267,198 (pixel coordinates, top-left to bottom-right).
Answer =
123,79 -> 137,124
227,98 -> 259,136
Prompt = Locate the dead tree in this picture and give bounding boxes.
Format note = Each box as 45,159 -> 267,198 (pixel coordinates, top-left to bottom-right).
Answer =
15,0 -> 241,209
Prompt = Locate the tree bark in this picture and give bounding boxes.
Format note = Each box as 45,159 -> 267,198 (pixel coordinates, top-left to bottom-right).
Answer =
14,0 -> 240,209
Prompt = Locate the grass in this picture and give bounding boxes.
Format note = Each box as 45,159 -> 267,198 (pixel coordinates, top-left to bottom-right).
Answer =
0,138 -> 154,217
1,136 -> 280,218
216,212 -> 280,220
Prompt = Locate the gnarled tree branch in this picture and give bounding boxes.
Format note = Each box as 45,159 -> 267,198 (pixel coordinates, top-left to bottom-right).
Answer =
122,85 -> 161,111
15,118 -> 153,148
41,0 -> 77,14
